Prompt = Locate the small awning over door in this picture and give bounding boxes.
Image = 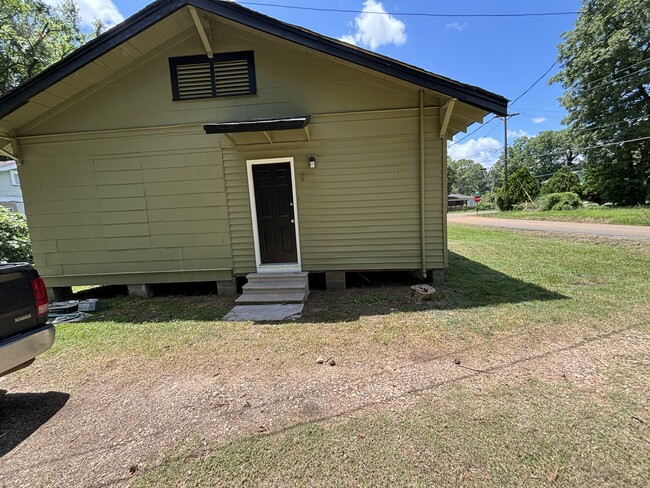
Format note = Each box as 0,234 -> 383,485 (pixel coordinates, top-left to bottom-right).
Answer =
203,116 -> 311,145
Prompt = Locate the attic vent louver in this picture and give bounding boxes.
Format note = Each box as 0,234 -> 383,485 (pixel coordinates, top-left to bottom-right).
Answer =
169,51 -> 256,101
176,63 -> 213,99
214,59 -> 251,96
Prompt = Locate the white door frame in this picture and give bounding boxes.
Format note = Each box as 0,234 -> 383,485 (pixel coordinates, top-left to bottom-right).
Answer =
246,157 -> 302,273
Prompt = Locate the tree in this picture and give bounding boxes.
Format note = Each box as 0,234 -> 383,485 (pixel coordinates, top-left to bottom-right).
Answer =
446,156 -> 457,195
0,0 -> 87,94
0,207 -> 31,263
495,167 -> 540,210
552,0 -> 650,205
448,158 -> 488,195
541,167 -> 582,195
488,130 -> 578,190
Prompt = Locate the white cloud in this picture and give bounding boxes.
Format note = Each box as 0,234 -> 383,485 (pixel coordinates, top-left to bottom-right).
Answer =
448,137 -> 502,167
532,116 -> 547,124
44,0 -> 124,28
507,130 -> 528,139
339,0 -> 407,51
446,22 -> 467,31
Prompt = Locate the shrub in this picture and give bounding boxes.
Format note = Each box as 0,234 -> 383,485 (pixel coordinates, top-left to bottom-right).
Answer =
541,167 -> 582,195
536,192 -> 582,211
495,189 -> 510,211
0,207 -> 32,263
496,167 -> 540,211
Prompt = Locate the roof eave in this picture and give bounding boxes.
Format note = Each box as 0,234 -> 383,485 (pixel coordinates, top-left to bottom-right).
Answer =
0,0 -> 508,122
0,0 -> 187,120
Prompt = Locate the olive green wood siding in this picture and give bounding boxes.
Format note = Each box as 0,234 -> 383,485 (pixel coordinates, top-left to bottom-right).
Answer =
12,13 -> 479,285
19,129 -> 233,286
223,110 -> 444,275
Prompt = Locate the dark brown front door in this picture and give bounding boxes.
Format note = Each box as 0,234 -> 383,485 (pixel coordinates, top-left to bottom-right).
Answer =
252,163 -> 298,264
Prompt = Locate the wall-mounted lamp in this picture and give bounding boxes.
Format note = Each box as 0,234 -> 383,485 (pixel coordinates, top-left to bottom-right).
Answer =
308,156 -> 317,169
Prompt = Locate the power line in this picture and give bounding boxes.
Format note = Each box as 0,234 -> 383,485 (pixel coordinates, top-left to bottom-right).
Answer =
448,115 -> 498,147
510,60 -> 558,106
578,58 -> 650,90
566,65 -> 650,97
570,115 -> 649,134
450,58 -> 561,147
515,59 -> 650,111
239,2 -> 579,17
532,135 -> 650,159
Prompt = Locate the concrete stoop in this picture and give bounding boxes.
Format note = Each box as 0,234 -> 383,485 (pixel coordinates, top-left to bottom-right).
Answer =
224,272 -> 309,321
235,272 -> 309,305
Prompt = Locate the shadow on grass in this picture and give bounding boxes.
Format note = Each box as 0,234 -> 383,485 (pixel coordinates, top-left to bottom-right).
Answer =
71,252 -> 566,324
442,252 -> 567,309
299,252 -> 568,323
0,390 -> 70,457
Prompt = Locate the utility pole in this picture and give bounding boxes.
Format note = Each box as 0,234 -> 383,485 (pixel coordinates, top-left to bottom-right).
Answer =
500,113 -> 520,198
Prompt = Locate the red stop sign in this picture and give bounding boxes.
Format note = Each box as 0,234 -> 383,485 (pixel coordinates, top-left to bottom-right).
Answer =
474,195 -> 481,203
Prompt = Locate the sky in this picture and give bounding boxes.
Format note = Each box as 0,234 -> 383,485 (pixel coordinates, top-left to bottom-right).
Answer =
43,0 -> 583,168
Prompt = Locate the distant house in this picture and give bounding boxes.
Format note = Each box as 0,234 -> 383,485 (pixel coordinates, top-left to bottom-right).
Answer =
0,0 -> 506,296
0,161 -> 24,214
448,193 -> 475,208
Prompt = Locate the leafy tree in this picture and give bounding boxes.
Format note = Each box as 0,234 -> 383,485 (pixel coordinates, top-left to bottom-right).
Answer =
448,158 -> 488,195
541,167 -> 582,195
495,167 -> 540,211
446,156 -> 457,195
0,206 -> 31,263
488,130 -> 578,189
0,0 -> 87,94
552,0 -> 650,205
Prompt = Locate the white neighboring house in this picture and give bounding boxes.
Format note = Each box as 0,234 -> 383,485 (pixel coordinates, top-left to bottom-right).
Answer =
0,160 -> 25,214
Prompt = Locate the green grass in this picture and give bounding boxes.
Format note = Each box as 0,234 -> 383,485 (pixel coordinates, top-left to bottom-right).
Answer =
32,224 -> 650,486
483,206 -> 650,226
135,375 -> 649,487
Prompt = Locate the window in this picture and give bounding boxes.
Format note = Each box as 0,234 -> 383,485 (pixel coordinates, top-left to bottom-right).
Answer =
0,202 -> 18,212
9,170 -> 19,186
169,51 -> 256,101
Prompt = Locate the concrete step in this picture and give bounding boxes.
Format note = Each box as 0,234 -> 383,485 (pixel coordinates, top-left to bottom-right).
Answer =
242,281 -> 308,295
245,272 -> 309,283
235,291 -> 309,305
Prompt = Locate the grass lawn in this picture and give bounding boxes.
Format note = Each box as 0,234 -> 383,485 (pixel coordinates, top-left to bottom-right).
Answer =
6,224 -> 649,487
483,206 -> 650,226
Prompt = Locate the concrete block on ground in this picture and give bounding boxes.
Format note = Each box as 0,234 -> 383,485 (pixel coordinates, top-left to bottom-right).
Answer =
48,286 -> 73,302
217,279 -> 237,296
223,304 -> 304,322
127,284 -> 153,298
326,271 -> 346,291
431,269 -> 445,286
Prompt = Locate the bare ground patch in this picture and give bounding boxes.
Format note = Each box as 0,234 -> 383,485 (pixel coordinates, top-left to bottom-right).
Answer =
1,312 -> 648,487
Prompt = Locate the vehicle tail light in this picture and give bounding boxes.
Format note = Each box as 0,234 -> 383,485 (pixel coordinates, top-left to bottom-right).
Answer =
31,277 -> 49,317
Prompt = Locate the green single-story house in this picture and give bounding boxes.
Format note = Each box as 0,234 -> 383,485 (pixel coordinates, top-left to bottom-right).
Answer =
0,0 -> 507,298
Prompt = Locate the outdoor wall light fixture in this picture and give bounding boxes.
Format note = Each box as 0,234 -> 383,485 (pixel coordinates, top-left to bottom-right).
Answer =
308,156 -> 317,169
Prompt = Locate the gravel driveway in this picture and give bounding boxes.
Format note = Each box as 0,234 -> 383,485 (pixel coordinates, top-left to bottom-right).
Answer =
448,213 -> 650,238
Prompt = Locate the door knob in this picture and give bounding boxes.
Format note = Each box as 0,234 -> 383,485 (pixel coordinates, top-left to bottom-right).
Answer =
291,219 -> 295,224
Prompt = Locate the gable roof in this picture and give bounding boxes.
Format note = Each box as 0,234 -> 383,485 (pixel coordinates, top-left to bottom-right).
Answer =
0,0 -> 507,122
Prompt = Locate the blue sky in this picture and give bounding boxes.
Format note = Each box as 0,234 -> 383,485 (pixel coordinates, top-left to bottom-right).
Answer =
47,0 -> 582,168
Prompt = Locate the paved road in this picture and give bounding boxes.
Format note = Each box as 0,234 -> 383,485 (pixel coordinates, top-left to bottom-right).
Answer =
448,213 -> 650,239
